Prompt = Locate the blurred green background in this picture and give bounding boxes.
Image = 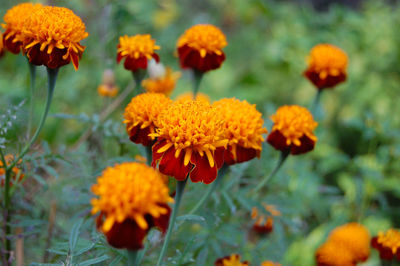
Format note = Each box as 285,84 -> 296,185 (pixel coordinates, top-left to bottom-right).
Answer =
1,0 -> 400,265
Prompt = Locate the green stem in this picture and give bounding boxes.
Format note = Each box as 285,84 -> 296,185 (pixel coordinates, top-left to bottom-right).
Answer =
27,62 -> 36,139
127,250 -> 138,266
132,70 -> 146,95
156,179 -> 187,266
1,148 -> 12,263
145,145 -> 152,166
254,150 -> 290,193
311,89 -> 323,117
192,70 -> 204,98
7,67 -> 58,171
188,165 -> 229,215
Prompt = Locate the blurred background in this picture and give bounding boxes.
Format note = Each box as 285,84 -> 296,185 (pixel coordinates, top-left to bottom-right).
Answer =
1,0 -> 400,265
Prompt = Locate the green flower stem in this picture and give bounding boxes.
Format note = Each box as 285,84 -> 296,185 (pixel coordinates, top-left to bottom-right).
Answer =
311,89 -> 323,117
156,179 -> 187,266
7,67 -> 58,171
132,70 -> 146,94
192,70 -> 204,98
127,250 -> 138,266
145,145 -> 152,166
188,165 -> 229,215
1,148 -> 12,263
27,62 -> 37,139
254,150 -> 290,193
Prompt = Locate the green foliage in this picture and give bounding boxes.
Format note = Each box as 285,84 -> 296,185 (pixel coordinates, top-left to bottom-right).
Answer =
1,0 -> 400,265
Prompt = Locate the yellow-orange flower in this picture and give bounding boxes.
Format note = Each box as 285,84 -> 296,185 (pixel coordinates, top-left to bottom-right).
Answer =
91,162 -> 173,250
142,67 -> 181,95
151,100 -> 228,184
251,204 -> 281,235
214,254 -> 249,266
124,92 -> 172,146
372,228 -> 400,261
177,24 -> 227,72
261,261 -> 281,266
0,33 -> 4,58
304,44 -> 348,89
214,98 -> 267,165
97,69 -> 119,97
0,155 -> 24,187
175,92 -> 210,103
328,223 -> 370,262
20,6 -> 88,70
267,105 -> 317,155
1,3 -> 43,54
316,241 -> 356,266
117,34 -> 160,72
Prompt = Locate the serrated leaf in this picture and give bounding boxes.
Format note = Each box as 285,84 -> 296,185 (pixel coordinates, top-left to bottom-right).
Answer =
78,255 -> 110,266
176,214 -> 205,223
69,219 -> 83,254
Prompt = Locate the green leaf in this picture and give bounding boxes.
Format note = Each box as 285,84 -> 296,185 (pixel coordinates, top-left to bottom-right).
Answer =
78,255 -> 110,266
176,214 -> 206,223
69,219 -> 83,254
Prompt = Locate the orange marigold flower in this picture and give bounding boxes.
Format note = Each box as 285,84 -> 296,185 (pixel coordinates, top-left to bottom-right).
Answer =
213,98 -> 267,165
251,204 -> 281,235
1,3 -> 43,54
91,162 -> 173,250
328,223 -> 370,263
267,105 -> 317,155
372,229 -> 400,261
316,241 -> 356,266
0,33 -> 4,58
215,254 -> 249,266
304,44 -> 348,90
151,100 -> 228,184
20,6 -> 88,70
175,92 -> 210,103
124,92 -> 172,146
261,261 -> 281,266
177,24 -> 227,72
98,69 -> 119,97
117,34 -> 160,72
0,155 -> 24,187
142,67 -> 181,95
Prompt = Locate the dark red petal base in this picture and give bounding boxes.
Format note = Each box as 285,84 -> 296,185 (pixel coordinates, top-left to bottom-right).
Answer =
224,145 -> 259,165
267,130 -> 315,155
178,45 -> 225,72
127,124 -> 153,146
117,51 -> 159,72
26,44 -> 82,69
304,69 -> 346,90
371,237 -> 400,261
3,31 -> 21,54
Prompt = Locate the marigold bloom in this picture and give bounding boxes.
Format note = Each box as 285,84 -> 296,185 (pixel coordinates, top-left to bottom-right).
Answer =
124,93 -> 172,146
214,98 -> 267,165
328,223 -> 370,262
304,44 -> 348,89
151,100 -> 228,184
0,155 -> 24,187
251,204 -> 280,235
91,162 -> 173,250
117,34 -> 160,72
215,254 -> 249,266
98,69 -> 119,97
19,6 -> 88,70
175,92 -> 210,103
371,229 -> 400,261
177,24 -> 227,72
142,67 -> 181,95
1,3 -> 43,54
316,241 -> 356,266
0,33 -> 4,58
261,261 -> 281,266
267,105 -> 317,155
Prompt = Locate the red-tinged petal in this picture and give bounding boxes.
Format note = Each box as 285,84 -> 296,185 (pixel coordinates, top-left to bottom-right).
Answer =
223,148 -> 236,166
214,147 -> 225,169
158,147 -> 191,181
128,125 -> 152,146
150,203 -> 171,234
304,69 -> 346,90
152,53 -> 160,63
152,139 -> 167,168
116,52 -> 123,63
3,31 -> 21,54
267,130 -> 290,152
177,45 -> 225,72
124,55 -> 148,72
190,151 -> 217,184
104,219 -> 148,250
291,134 -> 315,155
71,52 -> 80,70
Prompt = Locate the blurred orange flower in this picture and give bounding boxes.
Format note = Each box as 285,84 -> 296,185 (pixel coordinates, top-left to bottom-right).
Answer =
97,69 -> 119,97
142,67 -> 181,95
304,44 -> 348,89
251,204 -> 280,235
1,3 -> 43,54
177,24 -> 227,72
214,98 -> 267,165
0,155 -> 24,187
175,92 -> 210,103
20,6 -> 88,70
267,105 -> 317,155
215,254 -> 249,266
117,34 -> 160,72
0,33 -> 4,58
151,100 -> 228,184
261,261 -> 281,266
372,228 -> 400,261
124,93 -> 172,146
316,241 -> 355,266
91,162 -> 173,250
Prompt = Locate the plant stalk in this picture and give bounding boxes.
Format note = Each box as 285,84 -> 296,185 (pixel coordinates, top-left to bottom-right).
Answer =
156,179 -> 187,266
127,250 -> 138,266
192,70 -> 204,98
254,150 -> 290,193
27,62 -> 36,139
